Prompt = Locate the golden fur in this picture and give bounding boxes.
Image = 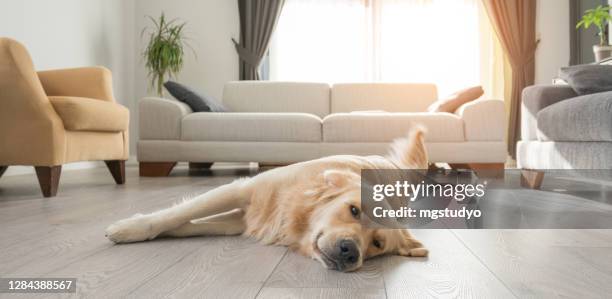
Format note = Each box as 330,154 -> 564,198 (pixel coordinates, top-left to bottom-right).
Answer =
106,128 -> 429,272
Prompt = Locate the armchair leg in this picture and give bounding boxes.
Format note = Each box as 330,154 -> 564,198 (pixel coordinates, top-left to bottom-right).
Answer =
105,160 -> 126,184
139,162 -> 177,177
35,166 -> 62,198
0,166 -> 7,179
521,169 -> 545,189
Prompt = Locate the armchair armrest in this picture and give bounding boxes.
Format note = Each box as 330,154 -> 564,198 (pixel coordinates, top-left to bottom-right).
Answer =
521,85 -> 577,141
37,66 -> 115,102
455,99 -> 505,141
139,97 -> 192,140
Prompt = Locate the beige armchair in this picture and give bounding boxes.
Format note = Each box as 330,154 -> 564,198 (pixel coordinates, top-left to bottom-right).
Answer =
0,38 -> 129,197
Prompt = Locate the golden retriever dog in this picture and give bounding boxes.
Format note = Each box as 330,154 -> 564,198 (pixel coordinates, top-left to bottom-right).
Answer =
105,128 -> 428,272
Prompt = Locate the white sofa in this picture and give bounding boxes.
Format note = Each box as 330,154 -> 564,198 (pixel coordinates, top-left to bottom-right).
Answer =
138,82 -> 506,176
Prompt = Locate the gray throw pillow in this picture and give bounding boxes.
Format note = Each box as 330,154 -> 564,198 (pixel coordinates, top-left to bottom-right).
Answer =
559,64 -> 612,95
164,81 -> 226,112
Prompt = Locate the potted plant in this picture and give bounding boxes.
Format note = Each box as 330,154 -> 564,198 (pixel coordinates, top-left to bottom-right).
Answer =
142,13 -> 191,96
576,5 -> 612,62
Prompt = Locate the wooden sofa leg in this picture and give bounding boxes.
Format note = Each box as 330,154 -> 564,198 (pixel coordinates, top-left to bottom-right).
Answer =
35,166 -> 62,198
139,162 -> 177,177
0,166 -> 7,179
105,160 -> 126,184
449,163 -> 505,178
521,169 -> 544,189
189,162 -> 213,170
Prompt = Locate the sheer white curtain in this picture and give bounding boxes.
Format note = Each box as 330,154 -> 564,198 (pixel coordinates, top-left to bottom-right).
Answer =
269,0 -> 371,82
270,0 -> 504,97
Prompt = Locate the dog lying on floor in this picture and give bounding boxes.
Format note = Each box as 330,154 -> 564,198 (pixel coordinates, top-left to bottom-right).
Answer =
105,128 -> 428,272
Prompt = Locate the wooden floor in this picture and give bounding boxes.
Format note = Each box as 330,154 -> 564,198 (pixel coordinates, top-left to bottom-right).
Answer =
1,164 -> 611,298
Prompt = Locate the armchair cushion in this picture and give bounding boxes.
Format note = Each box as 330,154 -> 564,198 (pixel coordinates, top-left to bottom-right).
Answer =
38,67 -> 116,102
49,96 -> 129,132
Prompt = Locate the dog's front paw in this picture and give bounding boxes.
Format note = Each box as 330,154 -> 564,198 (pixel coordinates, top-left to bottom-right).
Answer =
105,214 -> 159,243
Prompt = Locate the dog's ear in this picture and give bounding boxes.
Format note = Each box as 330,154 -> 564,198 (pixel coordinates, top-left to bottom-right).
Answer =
388,126 -> 428,169
323,169 -> 359,188
395,229 -> 428,257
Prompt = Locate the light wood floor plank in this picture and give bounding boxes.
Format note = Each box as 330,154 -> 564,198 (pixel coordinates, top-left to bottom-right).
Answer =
383,229 -> 516,299
264,250 -> 385,290
453,230 -> 612,298
256,287 -> 386,299
128,237 -> 287,298
0,166 -> 611,298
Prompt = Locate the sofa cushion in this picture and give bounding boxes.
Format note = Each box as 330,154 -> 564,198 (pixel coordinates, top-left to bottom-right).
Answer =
331,83 -> 438,113
537,91 -> 612,142
49,96 -> 129,132
164,81 -> 226,112
427,86 -> 484,113
223,81 -> 330,118
559,64 -> 612,95
521,85 -> 578,141
181,112 -> 322,142
323,112 -> 464,142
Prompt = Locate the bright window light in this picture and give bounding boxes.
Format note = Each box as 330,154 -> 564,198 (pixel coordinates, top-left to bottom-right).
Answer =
270,0 -> 499,96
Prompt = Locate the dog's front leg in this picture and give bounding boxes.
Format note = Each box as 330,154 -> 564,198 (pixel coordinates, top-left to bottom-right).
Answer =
106,178 -> 251,243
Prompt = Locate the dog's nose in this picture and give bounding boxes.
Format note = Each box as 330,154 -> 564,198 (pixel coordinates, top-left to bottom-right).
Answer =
338,239 -> 359,265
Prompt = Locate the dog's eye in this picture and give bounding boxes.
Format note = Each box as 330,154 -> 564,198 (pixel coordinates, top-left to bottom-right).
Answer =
349,205 -> 360,218
373,239 -> 382,249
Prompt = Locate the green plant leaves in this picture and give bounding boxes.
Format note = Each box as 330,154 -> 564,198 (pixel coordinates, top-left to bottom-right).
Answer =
576,5 -> 612,46
142,13 -> 191,96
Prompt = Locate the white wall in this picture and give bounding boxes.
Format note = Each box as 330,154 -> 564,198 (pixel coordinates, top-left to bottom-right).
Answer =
133,0 -> 240,103
0,0 -> 135,176
535,0 -> 571,84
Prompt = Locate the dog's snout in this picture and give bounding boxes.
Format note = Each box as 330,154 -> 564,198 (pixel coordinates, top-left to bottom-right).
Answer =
337,239 -> 359,265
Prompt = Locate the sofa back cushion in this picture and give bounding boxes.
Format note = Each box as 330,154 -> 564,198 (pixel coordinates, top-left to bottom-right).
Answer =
559,64 -> 612,95
331,83 -> 438,113
223,81 -> 330,118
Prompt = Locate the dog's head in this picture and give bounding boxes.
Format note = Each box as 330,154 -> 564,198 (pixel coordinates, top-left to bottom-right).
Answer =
307,169 -> 427,272
307,128 -> 429,272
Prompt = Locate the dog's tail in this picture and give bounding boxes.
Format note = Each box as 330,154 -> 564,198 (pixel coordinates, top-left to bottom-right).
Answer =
387,125 -> 428,169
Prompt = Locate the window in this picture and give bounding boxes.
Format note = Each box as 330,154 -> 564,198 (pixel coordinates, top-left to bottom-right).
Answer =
269,0 -> 504,97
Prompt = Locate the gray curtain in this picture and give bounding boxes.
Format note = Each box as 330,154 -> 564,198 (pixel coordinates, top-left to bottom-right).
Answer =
233,0 -> 285,80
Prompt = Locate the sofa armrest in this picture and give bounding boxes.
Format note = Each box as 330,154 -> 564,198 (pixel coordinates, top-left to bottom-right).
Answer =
455,99 -> 505,141
521,84 -> 577,141
139,97 -> 192,140
37,67 -> 116,102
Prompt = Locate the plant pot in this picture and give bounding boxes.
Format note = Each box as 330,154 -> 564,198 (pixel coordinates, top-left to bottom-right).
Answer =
593,45 -> 612,62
